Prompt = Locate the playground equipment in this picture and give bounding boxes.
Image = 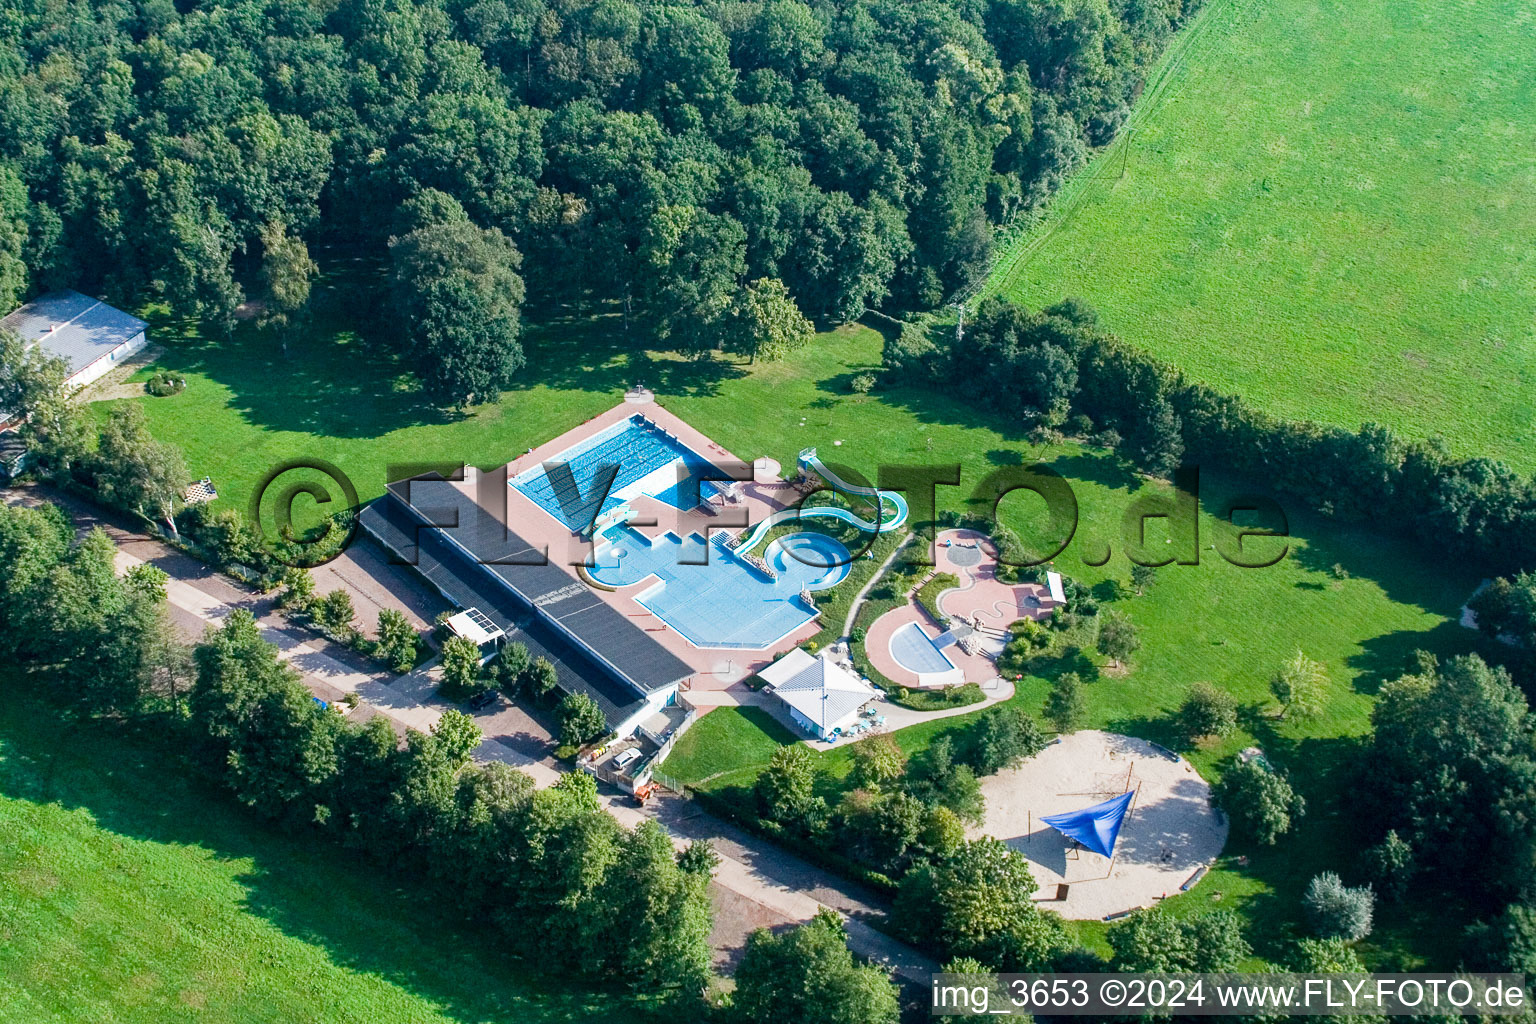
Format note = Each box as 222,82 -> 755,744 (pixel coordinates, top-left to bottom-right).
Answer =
733,447 -> 909,554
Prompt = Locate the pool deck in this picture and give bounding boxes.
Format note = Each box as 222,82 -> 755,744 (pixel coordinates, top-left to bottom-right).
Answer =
492,400 -> 819,693
934,529 -> 1056,631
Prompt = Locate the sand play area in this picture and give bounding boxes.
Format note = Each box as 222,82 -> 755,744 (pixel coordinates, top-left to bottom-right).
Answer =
973,730 -> 1227,920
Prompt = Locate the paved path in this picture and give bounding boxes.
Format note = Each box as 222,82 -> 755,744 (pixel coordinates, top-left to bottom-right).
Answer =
5,486 -> 935,983
838,529 -> 913,639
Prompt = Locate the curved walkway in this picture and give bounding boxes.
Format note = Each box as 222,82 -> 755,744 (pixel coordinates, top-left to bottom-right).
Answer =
738,677 -> 1018,752
864,600 -> 998,687
934,529 -> 1054,629
840,530 -> 912,638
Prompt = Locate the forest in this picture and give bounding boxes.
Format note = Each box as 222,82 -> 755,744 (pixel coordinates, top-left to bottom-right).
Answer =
1,0 -> 1195,400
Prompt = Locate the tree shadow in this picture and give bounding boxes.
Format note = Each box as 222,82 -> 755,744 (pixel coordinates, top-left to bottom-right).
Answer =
1102,712 -> 1185,753
517,302 -> 745,400
864,383 -> 1034,444
1046,451 -> 1143,494
0,693 -> 659,1023
1347,621 -> 1502,696
142,281 -> 746,442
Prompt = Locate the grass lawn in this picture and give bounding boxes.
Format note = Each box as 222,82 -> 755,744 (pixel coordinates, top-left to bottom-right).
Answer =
101,293 -> 1502,968
0,688 -> 655,1024
982,0 -> 1536,470
653,706 -> 801,793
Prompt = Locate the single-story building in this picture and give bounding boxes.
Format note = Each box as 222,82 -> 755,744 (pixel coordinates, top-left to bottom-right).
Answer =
359,472 -> 697,738
760,648 -> 878,740
1,290 -> 150,399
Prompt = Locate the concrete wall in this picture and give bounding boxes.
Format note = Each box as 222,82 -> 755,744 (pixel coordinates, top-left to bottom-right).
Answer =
66,330 -> 148,391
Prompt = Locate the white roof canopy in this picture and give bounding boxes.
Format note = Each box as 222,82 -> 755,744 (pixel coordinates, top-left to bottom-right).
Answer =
761,649 -> 876,735
446,608 -> 504,646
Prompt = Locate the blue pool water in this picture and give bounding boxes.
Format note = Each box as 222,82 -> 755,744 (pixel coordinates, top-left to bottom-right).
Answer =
589,529 -> 851,648
888,621 -> 958,675
512,415 -> 710,531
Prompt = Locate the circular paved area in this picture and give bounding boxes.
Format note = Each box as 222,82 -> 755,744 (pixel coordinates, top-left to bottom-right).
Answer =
948,544 -> 983,567
973,730 -> 1227,920
933,529 -> 1053,632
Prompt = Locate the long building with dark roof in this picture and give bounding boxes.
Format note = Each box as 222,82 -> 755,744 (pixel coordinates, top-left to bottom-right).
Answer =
359,472 -> 695,735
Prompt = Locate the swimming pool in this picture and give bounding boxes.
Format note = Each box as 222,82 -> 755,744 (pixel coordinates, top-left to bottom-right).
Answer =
512,415 -> 710,531
889,621 -> 960,676
589,529 -> 851,648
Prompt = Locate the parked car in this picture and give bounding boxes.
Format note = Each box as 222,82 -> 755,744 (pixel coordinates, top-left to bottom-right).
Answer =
614,747 -> 642,770
468,690 -> 498,711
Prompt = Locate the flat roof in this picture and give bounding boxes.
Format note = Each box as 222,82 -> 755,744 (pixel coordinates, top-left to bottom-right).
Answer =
1,290 -> 147,379
446,608 -> 504,646
365,474 -> 695,706
360,492 -> 661,727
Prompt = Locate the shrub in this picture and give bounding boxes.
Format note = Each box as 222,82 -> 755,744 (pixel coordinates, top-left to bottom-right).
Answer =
966,707 -> 1046,776
520,656 -> 559,705
374,608 -> 419,674
1214,757 -> 1304,845
1178,682 -> 1237,741
145,371 -> 186,397
1360,830 -> 1414,902
276,567 -> 315,611
1043,672 -> 1085,732
850,372 -> 876,394
438,636 -> 485,701
1464,905 -> 1536,975
176,503 -> 269,573
915,572 -> 959,624
1096,609 -> 1139,667
1271,649 -> 1328,720
482,641 -> 530,694
314,588 -> 356,635
888,682 -> 985,712
557,691 -> 606,748
849,734 -> 906,791
756,743 -> 826,830
1090,428 -> 1121,449
1303,872 -> 1374,941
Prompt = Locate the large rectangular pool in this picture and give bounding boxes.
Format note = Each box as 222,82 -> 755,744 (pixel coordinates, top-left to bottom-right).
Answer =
512,415 -> 710,531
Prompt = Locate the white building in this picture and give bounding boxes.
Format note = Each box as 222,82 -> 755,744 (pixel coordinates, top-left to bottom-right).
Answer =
760,648 -> 878,740
2,290 -> 149,395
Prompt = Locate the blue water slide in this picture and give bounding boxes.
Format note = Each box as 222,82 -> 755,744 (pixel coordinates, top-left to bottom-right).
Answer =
733,448 -> 909,553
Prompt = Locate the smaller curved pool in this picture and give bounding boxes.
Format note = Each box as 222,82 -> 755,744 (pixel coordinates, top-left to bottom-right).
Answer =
763,532 -> 852,591
889,621 -> 959,675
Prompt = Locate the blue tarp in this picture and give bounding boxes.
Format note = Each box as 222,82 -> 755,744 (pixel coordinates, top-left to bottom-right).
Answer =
1040,790 -> 1134,858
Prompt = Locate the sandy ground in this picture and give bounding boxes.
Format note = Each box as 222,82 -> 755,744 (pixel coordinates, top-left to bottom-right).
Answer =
973,730 -> 1226,920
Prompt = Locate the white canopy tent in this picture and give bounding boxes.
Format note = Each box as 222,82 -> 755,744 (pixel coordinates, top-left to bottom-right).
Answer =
760,649 -> 877,740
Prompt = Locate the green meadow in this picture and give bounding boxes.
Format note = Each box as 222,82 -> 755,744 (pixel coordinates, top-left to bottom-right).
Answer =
985,0 -> 1536,470
0,691 -> 653,1024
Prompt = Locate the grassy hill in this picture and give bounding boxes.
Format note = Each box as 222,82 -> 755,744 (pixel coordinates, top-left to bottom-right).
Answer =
983,0 -> 1536,470
0,691 -> 653,1024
